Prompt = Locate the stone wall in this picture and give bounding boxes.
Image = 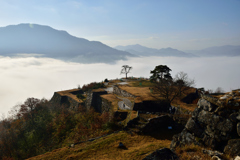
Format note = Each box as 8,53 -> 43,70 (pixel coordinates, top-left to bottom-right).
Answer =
85,90 -> 112,113
113,85 -> 136,98
49,92 -> 82,110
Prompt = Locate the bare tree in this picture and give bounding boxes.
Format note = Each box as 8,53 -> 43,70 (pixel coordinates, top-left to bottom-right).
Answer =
120,65 -> 132,79
151,71 -> 195,103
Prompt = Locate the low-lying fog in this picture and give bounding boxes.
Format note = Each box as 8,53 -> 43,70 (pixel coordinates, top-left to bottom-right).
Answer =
0,56 -> 240,116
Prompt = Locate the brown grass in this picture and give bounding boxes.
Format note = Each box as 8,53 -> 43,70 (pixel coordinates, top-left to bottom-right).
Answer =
101,94 -> 120,111
175,144 -> 212,160
118,86 -> 159,103
27,131 -> 171,160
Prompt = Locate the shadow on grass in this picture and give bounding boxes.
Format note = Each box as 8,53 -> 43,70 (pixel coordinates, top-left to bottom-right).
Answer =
144,127 -> 184,140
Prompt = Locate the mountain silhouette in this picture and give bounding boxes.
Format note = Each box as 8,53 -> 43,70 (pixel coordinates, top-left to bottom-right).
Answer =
185,45 -> 240,57
0,24 -> 135,63
115,44 -> 196,57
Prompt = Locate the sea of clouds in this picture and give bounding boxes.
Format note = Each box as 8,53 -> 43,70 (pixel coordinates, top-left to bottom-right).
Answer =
0,56 -> 239,116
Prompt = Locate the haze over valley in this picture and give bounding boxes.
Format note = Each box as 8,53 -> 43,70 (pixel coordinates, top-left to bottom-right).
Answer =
0,55 -> 239,116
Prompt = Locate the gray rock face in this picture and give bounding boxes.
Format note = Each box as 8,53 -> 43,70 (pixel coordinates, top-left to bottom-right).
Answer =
171,97 -> 240,154
197,98 -> 216,112
142,148 -> 179,160
171,129 -> 199,149
185,118 -> 203,137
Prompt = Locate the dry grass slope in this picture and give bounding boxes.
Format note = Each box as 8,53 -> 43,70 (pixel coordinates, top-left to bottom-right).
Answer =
27,131 -> 171,160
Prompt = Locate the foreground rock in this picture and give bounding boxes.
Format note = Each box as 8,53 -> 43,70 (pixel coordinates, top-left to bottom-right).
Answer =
171,95 -> 240,157
142,148 -> 179,160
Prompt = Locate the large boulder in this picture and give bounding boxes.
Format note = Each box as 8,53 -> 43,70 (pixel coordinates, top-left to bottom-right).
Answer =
185,118 -> 203,137
171,129 -> 199,149
142,148 -> 179,160
141,115 -> 174,134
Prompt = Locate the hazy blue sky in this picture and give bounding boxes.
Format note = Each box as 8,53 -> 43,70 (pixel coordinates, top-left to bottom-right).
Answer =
0,0 -> 240,50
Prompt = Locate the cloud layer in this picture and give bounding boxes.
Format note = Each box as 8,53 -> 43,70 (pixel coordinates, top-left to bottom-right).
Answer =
0,56 -> 239,116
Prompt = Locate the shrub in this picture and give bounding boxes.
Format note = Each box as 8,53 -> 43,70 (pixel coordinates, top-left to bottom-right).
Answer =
82,82 -> 105,92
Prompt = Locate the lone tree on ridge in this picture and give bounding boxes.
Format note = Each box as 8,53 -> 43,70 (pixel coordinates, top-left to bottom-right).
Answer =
150,65 -> 172,82
121,65 -> 132,79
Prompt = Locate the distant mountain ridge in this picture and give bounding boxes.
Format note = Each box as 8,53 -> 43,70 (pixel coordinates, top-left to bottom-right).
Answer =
0,24 -> 135,63
185,45 -> 240,57
115,44 -> 196,57
116,44 -> 240,57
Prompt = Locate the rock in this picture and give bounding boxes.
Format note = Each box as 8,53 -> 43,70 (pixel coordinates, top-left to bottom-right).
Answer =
237,123 -> 240,136
142,148 -> 179,160
185,118 -> 203,137
230,113 -> 239,122
118,142 -> 127,150
88,138 -> 95,141
202,149 -> 223,157
237,114 -> 240,121
141,115 -> 174,134
171,97 -> 240,154
192,107 -> 202,120
170,129 -> 198,149
211,156 -> 222,160
202,133 -> 218,149
197,98 -> 216,112
224,139 -> 240,156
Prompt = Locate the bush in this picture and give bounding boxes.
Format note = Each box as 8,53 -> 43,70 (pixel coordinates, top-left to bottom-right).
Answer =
82,82 -> 105,92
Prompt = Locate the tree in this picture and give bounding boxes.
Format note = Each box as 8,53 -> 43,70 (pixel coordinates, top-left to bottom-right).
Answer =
151,68 -> 195,103
150,65 -> 172,82
120,65 -> 132,79
215,87 -> 225,93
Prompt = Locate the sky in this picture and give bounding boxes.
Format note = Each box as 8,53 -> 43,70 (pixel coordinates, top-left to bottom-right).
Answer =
0,0 -> 240,50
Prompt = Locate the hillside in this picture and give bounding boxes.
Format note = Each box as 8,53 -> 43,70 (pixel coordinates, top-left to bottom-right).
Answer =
0,77 -> 239,159
0,24 -> 135,63
27,131 -> 171,160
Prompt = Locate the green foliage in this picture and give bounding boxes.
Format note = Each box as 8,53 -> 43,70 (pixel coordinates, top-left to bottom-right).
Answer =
104,78 -> 109,82
77,94 -> 85,101
82,82 -> 105,92
150,65 -> 172,82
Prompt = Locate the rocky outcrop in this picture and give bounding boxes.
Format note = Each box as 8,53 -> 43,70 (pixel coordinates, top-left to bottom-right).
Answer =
171,97 -> 240,156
